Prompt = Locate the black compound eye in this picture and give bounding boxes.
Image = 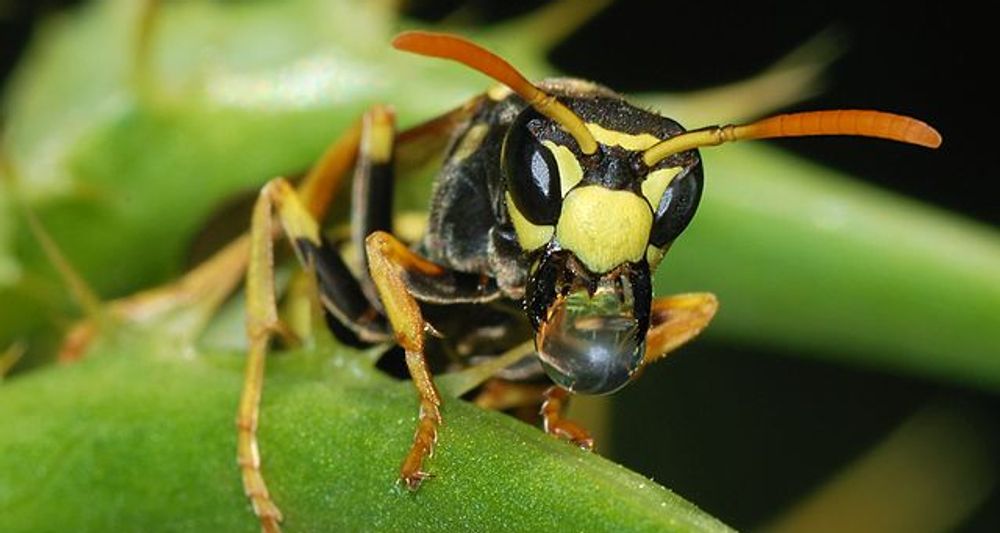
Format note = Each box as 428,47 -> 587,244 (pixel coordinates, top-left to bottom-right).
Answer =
649,162 -> 704,247
502,109 -> 562,225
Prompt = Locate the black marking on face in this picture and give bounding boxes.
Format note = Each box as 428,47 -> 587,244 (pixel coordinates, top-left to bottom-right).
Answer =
524,247 -> 564,330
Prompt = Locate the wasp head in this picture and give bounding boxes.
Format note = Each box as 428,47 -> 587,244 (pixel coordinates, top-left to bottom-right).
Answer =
503,95 -> 704,394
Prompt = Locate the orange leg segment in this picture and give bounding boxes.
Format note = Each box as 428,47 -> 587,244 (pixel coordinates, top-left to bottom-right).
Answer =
643,292 -> 719,366
364,230 -> 448,490
473,379 -> 549,412
539,292 -> 717,453
541,386 -> 594,451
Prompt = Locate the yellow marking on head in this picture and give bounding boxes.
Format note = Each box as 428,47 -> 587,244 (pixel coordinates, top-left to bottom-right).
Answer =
586,123 -> 661,151
556,186 -> 652,273
487,84 -> 513,101
506,192 -> 554,251
541,140 -> 584,196
452,123 -> 489,162
544,78 -> 603,95
641,166 -> 682,209
646,245 -> 666,270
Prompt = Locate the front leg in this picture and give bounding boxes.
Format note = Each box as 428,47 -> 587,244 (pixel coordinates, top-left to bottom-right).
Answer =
541,385 -> 595,451
364,231 -> 449,490
540,293 -> 718,451
643,292 -> 719,366
470,379 -> 595,451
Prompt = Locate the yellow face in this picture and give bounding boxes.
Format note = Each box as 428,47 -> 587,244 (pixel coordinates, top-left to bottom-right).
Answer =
505,121 -> 684,274
554,185 -> 652,273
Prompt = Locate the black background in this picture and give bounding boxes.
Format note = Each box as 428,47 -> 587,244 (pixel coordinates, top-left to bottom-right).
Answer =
3,1 -> 997,531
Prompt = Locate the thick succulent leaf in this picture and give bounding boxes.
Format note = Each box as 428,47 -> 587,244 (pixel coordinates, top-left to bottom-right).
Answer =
0,337 -> 731,533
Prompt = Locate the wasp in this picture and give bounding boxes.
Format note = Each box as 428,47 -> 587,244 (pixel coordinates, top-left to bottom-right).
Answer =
234,31 -> 941,532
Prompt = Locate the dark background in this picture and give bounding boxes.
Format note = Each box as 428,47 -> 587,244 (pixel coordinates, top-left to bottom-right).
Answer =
3,1 -> 996,531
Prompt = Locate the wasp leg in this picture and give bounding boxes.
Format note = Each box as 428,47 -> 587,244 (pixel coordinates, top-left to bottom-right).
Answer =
642,292 -> 719,366
474,379 -> 549,411
541,386 -> 595,451
237,98 -> 489,521
473,379 -> 549,426
366,230 -> 462,490
238,180 -> 292,533
237,178 -> 353,531
301,106 -> 402,346
351,106 -> 398,310
536,293 -> 718,453
236,104 -> 402,532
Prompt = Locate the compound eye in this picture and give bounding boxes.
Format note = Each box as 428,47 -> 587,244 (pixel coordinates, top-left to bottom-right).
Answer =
502,109 -> 562,225
649,163 -> 704,247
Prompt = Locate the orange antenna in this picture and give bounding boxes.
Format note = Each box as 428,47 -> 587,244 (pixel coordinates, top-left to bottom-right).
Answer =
392,31 -> 599,155
642,110 -> 942,166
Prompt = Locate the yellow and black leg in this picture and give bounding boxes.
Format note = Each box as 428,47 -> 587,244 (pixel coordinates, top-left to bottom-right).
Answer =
237,106 -> 398,533
294,106 -> 399,346
364,229 -> 502,488
237,104 -> 500,530
351,109 -> 397,308
363,228 -> 501,489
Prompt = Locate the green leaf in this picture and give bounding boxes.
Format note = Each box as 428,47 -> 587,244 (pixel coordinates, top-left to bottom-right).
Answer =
0,336 -> 731,532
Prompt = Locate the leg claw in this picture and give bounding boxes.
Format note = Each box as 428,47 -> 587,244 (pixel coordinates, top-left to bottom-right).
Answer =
401,470 -> 433,491
573,436 -> 595,452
